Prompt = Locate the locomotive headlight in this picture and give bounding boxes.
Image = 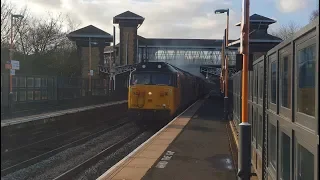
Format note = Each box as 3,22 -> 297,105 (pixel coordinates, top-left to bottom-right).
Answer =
148,92 -> 152,95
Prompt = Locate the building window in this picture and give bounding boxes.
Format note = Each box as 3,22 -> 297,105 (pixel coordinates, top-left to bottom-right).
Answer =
281,56 -> 291,108
297,44 -> 316,116
259,65 -> 263,99
297,144 -> 314,180
280,132 -> 290,180
268,123 -> 277,170
271,61 -> 277,104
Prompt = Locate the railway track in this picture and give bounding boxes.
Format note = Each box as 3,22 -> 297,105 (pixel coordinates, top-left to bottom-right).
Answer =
53,130 -> 143,180
1,117 -> 130,176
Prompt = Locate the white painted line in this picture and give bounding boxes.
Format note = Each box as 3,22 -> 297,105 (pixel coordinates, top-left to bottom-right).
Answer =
97,99 -> 203,180
1,100 -> 128,127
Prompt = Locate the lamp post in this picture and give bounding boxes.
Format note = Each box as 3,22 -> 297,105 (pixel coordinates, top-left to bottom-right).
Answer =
238,0 -> 251,179
215,8 -> 229,120
8,14 -> 24,116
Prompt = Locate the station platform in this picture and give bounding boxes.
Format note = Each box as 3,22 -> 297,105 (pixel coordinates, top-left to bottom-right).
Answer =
98,95 -> 238,180
1,100 -> 127,130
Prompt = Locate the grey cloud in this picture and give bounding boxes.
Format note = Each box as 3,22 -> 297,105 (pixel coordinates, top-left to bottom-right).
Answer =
13,0 -> 243,40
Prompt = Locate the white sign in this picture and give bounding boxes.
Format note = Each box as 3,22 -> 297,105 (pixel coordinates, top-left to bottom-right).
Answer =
10,69 -> 15,75
11,60 -> 20,70
90,70 -> 94,76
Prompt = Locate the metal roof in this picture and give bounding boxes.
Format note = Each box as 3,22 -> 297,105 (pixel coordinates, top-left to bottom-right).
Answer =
228,30 -> 282,46
235,14 -> 276,26
113,11 -> 145,24
67,25 -> 113,40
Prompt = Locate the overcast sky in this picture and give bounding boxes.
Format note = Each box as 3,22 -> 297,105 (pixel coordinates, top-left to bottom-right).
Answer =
9,0 -> 318,43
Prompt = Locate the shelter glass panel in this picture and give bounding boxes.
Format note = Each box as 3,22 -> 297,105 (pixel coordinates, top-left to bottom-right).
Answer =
257,114 -> 263,149
280,132 -> 290,180
259,64 -> 263,99
281,55 -> 291,109
271,61 -> 277,104
296,144 -> 314,180
297,44 -> 316,116
268,122 -> 277,170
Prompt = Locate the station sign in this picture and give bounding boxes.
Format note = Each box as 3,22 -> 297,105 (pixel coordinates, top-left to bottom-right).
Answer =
10,69 -> 15,75
11,60 -> 20,70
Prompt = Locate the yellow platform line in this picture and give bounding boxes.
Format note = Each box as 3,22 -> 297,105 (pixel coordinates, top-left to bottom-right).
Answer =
97,99 -> 205,180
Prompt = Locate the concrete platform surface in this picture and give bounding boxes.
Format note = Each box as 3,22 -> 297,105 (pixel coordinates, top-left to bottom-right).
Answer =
142,96 -> 236,180
98,95 -> 237,180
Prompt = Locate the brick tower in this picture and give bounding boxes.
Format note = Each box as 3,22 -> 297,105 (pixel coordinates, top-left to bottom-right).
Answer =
113,11 -> 144,65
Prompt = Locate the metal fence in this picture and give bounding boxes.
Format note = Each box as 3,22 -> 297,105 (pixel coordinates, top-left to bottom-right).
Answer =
1,73 -> 128,119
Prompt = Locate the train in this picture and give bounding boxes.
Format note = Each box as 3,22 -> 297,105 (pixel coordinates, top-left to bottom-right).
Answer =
128,62 -> 209,126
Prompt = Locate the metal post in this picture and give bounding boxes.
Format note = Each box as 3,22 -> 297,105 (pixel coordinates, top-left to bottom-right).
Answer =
224,10 -> 229,121
126,32 -> 129,65
88,37 -> 92,96
8,15 -> 14,116
238,0 -> 251,179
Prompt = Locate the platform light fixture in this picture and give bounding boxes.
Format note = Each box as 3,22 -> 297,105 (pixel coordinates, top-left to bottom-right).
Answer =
215,8 -> 229,121
8,13 -> 24,116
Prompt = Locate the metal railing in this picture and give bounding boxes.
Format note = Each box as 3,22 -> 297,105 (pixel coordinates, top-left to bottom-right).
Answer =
1,73 -> 128,119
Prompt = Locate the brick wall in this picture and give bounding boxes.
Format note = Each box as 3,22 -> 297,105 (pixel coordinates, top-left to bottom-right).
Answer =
119,27 -> 137,65
80,47 -> 101,78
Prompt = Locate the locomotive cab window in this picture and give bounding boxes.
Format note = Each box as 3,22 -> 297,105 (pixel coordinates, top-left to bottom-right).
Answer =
130,73 -> 175,86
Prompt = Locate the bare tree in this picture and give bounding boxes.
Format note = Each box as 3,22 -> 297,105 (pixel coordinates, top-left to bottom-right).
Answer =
310,3 -> 319,22
269,21 -> 301,40
1,0 -> 13,45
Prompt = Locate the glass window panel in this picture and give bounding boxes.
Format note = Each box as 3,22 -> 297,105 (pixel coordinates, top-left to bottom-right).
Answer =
297,144 -> 314,180
41,78 -> 47,87
253,69 -> 256,97
41,90 -> 47,100
271,61 -> 277,104
12,77 -> 17,88
268,123 -> 277,169
256,68 -> 259,98
281,55 -> 292,108
35,78 -> 41,88
34,91 -> 40,100
253,110 -> 257,140
48,78 -> 53,87
280,132 -> 290,180
19,77 -> 26,87
27,91 -> 33,101
258,115 -> 263,148
27,77 -> 34,87
19,91 -> 26,101
297,44 -> 316,116
13,91 -> 17,101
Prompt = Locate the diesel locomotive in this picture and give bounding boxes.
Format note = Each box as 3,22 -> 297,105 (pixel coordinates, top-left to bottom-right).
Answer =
128,62 -> 208,125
